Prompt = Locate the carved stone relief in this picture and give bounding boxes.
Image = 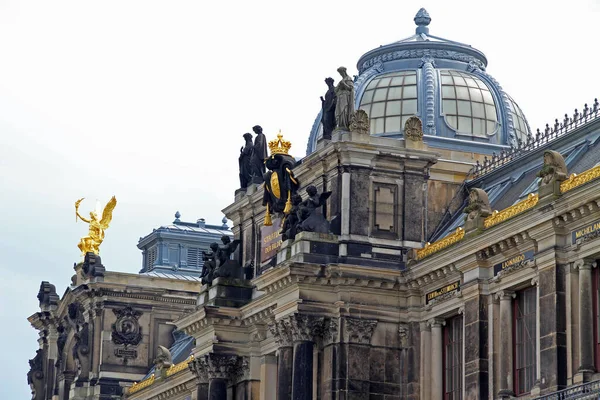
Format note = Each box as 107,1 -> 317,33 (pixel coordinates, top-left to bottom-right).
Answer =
111,306 -> 143,346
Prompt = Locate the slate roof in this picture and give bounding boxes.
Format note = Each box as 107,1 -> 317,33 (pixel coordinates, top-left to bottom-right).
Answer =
430,108 -> 600,242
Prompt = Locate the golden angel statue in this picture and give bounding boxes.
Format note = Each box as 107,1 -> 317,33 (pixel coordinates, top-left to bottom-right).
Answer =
75,196 -> 117,256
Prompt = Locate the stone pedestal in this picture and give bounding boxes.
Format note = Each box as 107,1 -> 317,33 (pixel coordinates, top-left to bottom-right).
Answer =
198,277 -> 253,308
276,239 -> 293,265
289,232 -> 339,264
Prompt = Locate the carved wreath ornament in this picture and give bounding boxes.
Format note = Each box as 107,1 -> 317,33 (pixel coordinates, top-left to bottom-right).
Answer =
111,306 -> 143,346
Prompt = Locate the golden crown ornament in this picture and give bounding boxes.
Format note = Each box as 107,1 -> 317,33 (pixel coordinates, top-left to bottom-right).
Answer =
268,131 -> 292,156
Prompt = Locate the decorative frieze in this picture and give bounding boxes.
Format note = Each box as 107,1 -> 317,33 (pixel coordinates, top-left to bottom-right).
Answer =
343,317 -> 378,344
483,193 -> 538,229
416,227 -> 464,260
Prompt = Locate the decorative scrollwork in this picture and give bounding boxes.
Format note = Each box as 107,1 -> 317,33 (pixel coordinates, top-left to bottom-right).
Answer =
560,165 -> 600,193
483,193 -> 538,229
416,227 -> 465,261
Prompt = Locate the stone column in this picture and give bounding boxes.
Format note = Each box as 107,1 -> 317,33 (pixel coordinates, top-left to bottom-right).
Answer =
428,318 -> 445,400
260,355 -> 277,400
289,314 -> 325,400
341,317 -> 378,398
419,322 -> 431,400
496,291 -> 516,398
339,168 -> 350,256
575,260 -> 596,377
269,318 -> 294,400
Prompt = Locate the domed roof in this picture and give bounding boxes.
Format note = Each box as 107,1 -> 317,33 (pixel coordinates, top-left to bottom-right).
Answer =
306,8 -> 531,155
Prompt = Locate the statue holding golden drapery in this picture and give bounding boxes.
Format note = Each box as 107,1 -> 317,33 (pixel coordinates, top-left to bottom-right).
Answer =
75,196 -> 117,256
262,131 -> 299,226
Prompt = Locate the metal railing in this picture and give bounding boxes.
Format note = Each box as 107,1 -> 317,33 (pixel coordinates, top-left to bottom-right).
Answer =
471,98 -> 600,179
531,379 -> 600,400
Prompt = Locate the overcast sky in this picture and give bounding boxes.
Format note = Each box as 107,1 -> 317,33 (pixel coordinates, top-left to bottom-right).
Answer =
1,0 -> 599,397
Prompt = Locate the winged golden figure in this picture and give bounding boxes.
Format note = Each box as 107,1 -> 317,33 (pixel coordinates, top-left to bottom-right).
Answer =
75,196 -> 117,256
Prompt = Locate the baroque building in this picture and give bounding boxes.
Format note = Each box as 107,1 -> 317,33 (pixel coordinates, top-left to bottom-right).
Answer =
28,8 -> 600,400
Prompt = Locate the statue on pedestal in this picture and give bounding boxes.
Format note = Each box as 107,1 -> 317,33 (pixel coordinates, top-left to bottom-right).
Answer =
154,345 -> 173,378
297,185 -> 332,234
214,235 -> 242,279
250,125 -> 268,184
334,67 -> 355,131
463,188 -> 492,232
239,132 -> 253,189
321,77 -> 337,140
75,196 -> 117,257
537,150 -> 568,198
262,132 -> 300,226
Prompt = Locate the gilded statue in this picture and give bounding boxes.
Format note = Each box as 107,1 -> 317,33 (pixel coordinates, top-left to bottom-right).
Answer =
75,196 -> 117,256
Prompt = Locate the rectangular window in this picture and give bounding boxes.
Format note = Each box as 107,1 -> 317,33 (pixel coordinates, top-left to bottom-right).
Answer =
444,315 -> 463,400
514,287 -> 537,395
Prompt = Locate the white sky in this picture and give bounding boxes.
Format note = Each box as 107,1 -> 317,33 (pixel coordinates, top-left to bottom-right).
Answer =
1,0 -> 599,397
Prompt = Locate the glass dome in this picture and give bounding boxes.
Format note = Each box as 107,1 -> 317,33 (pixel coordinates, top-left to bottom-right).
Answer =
359,70 -> 418,135
439,70 -> 498,137
306,8 -> 532,156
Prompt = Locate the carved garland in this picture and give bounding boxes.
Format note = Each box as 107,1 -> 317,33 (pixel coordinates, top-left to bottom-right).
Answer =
359,49 -> 485,74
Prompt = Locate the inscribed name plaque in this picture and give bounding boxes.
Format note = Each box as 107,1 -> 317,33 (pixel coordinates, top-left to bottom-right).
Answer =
493,250 -> 535,276
426,281 -> 460,304
572,220 -> 600,244
261,218 -> 282,262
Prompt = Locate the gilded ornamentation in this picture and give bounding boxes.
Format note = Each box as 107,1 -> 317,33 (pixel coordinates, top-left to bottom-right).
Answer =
75,196 -> 117,256
349,109 -> 369,135
483,193 -> 539,229
268,131 -> 292,155
415,227 -> 465,261
128,374 -> 155,395
404,116 -> 424,141
560,165 -> 600,193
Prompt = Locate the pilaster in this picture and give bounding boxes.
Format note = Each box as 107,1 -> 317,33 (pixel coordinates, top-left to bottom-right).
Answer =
496,290 -> 516,398
428,318 -> 445,400
574,259 -> 597,383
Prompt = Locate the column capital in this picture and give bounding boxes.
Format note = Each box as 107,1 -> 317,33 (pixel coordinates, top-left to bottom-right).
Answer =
275,314 -> 326,343
427,318 -> 445,328
495,290 -> 516,301
574,259 -> 597,270
190,353 -> 245,382
343,317 -> 378,344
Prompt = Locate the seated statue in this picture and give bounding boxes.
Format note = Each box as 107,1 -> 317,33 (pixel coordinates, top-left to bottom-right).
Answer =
153,345 -> 173,378
213,236 -> 243,280
201,243 -> 219,285
297,185 -> 332,234
537,150 -> 568,197
463,188 -> 492,232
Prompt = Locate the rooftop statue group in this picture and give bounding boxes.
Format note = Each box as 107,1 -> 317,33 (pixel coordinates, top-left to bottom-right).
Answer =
321,66 -> 360,139
239,125 -> 268,189
200,235 -> 244,285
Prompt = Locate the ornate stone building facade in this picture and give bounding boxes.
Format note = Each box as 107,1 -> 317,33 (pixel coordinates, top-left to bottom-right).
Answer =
28,8 -> 600,400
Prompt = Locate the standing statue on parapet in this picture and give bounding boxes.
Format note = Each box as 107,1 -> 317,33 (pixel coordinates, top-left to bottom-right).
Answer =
297,185 -> 332,234
250,125 -> 268,184
239,132 -> 253,189
75,196 -> 117,256
334,67 -> 355,131
321,77 -> 337,139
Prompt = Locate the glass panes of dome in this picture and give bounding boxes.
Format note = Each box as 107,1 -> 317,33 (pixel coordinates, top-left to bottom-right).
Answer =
440,70 -> 498,137
507,96 -> 531,144
360,70 -> 418,134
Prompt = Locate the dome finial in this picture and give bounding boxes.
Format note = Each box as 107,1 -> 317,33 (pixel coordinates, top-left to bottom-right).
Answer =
414,8 -> 431,35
